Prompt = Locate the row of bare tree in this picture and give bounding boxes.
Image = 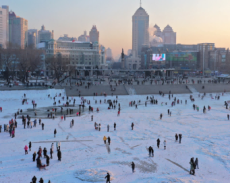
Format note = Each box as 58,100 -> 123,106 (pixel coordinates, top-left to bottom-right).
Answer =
0,44 -> 44,83
0,43 -> 75,84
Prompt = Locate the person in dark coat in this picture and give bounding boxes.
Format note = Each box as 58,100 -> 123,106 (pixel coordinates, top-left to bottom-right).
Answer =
39,178 -> 44,183
151,147 -> 154,157
114,122 -> 116,131
105,172 -> 110,183
43,148 -> 47,157
32,176 -> 37,183
50,148 -> 53,159
157,138 -> 160,148
228,114 -> 229,120
131,162 -> 135,173
160,113 -> 163,119
46,155 -> 50,166
175,134 -> 178,142
131,122 -> 134,130
33,152 -> 36,161
195,158 -> 199,169
179,134 -> 182,143
57,150 -> 61,161
189,157 -> 195,175
42,123 -> 44,130
54,129 -> 57,137
29,141 -> 32,151
108,136 -> 111,145
148,146 -> 152,157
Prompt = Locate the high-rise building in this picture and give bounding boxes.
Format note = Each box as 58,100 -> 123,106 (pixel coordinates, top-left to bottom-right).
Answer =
106,48 -> 113,59
38,25 -> 53,43
0,5 -> 9,48
162,25 -> 176,44
28,29 -> 38,48
89,25 -> 99,43
9,11 -> 28,48
28,32 -> 36,48
132,5 -> 149,56
197,43 -> 215,71
78,31 -> 89,42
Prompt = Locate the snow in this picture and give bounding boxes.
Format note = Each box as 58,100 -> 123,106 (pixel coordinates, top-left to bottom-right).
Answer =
0,89 -> 230,183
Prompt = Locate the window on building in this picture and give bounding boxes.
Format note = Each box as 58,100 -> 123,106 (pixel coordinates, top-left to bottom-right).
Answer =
0,11 -> 2,15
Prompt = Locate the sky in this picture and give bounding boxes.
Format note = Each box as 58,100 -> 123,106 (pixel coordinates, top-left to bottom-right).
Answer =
2,0 -> 230,58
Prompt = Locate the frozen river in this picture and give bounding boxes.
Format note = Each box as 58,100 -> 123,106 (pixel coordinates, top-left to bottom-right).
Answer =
0,89 -> 230,183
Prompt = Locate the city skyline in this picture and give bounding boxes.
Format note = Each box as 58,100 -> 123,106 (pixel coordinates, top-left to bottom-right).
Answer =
2,0 -> 230,57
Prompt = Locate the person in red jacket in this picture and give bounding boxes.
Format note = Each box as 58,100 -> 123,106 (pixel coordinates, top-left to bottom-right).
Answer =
24,145 -> 28,154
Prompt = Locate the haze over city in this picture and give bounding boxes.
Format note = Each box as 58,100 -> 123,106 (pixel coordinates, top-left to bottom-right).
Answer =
2,0 -> 230,57
2,0 -> 230,183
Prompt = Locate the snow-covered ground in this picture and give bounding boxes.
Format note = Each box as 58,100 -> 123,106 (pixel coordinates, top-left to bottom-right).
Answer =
0,89 -> 230,183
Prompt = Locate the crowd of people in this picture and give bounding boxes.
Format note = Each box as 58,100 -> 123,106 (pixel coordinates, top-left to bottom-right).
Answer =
2,85 -> 228,182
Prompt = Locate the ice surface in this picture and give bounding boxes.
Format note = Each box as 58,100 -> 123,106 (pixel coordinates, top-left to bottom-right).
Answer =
0,90 -> 230,183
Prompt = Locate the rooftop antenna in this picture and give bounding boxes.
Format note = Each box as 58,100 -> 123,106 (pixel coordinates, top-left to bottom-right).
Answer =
140,0 -> 142,7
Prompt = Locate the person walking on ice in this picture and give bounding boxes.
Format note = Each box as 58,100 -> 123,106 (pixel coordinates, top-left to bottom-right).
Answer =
24,145 -> 28,155
175,134 -> 178,142
131,162 -> 135,173
131,122 -> 134,130
160,113 -> 163,120
195,158 -> 199,169
108,136 -> 111,145
54,129 -> 57,137
148,146 -> 154,157
103,136 -> 107,144
105,172 -> 110,183
179,134 -> 182,143
157,138 -> 160,148
189,157 -> 195,175
33,151 -> 36,161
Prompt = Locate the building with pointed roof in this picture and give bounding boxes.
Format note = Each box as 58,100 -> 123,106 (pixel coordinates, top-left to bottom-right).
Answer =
162,25 -> 176,44
89,25 -> 99,43
132,6 -> 149,56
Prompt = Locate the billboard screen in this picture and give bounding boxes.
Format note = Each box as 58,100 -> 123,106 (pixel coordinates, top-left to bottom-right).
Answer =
167,52 -> 197,62
152,54 -> 166,61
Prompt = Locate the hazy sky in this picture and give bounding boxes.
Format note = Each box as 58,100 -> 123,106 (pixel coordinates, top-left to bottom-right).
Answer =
2,0 -> 230,57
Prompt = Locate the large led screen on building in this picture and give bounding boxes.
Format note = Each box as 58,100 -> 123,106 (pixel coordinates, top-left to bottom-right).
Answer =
152,54 -> 166,61
167,52 -> 197,62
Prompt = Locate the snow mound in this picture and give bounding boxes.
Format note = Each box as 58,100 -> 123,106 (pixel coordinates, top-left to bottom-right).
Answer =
75,169 -> 114,182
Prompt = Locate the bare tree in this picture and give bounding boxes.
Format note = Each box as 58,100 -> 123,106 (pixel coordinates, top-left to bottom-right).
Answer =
45,55 -> 69,83
17,48 -> 43,83
0,43 -> 20,83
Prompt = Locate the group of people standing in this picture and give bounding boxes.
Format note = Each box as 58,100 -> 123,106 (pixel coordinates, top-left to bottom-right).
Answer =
189,157 -> 199,175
